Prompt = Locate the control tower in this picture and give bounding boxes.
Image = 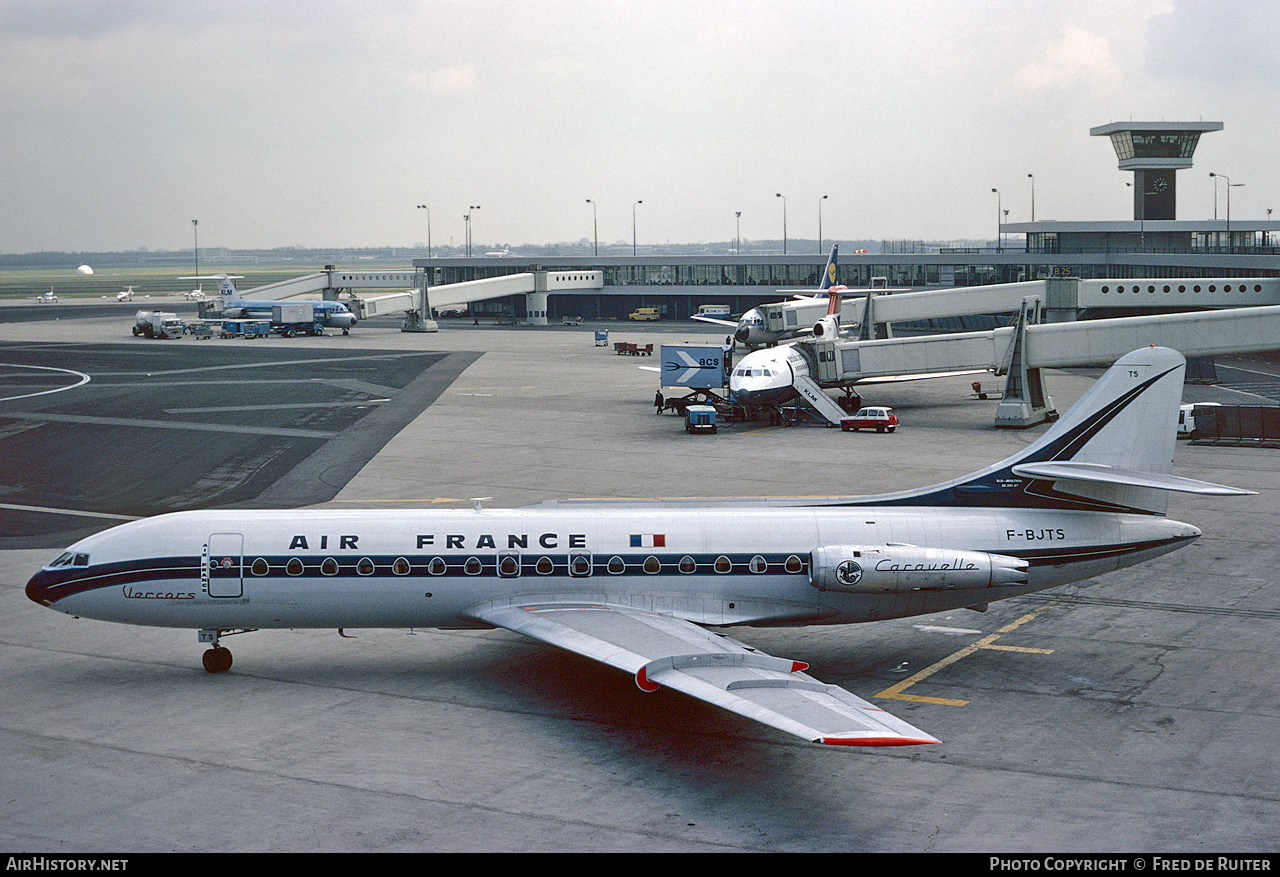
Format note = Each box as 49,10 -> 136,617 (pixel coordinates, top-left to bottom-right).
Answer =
1090,121 -> 1223,220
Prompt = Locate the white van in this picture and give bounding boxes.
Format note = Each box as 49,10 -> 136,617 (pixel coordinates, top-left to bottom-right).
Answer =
1177,402 -> 1220,438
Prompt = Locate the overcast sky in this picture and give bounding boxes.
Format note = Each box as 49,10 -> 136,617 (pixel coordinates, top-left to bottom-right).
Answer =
2,0 -> 1276,254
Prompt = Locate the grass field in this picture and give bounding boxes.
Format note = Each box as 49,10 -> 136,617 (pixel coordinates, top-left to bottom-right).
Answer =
0,261 -> 411,300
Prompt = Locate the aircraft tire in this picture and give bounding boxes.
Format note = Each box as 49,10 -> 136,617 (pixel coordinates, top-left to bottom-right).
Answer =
202,647 -> 232,674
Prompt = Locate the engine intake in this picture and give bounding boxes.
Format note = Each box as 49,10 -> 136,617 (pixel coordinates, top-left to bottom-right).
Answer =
812,315 -> 839,338
810,544 -> 1028,592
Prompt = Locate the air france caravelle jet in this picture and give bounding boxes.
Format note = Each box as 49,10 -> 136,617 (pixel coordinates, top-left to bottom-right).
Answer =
26,347 -> 1250,747
184,274 -> 358,333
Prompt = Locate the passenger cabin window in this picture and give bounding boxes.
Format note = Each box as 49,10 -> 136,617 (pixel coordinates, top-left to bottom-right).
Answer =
253,558 -> 271,576
569,553 -> 592,577
321,558 -> 339,576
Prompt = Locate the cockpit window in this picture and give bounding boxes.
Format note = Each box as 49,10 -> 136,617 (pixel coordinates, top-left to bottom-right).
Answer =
48,552 -> 89,568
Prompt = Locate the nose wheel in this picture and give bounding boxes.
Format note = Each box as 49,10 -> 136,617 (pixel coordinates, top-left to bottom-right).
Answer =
202,646 -> 233,673
198,628 -> 254,673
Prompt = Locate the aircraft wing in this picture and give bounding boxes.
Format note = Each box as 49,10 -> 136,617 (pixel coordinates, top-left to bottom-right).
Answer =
690,315 -> 739,328
466,600 -> 939,747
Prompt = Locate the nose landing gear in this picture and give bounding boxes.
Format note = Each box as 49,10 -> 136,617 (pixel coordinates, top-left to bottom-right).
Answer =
202,646 -> 233,673
198,628 -> 256,673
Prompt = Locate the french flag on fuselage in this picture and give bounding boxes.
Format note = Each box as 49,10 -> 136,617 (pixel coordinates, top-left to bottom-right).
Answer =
630,534 -> 666,548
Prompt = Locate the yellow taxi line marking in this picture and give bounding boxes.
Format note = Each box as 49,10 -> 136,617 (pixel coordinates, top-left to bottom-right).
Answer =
875,602 -> 1059,707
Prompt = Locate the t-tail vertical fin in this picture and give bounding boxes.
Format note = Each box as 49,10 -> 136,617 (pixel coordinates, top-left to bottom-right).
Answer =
858,348 -> 1253,514
812,245 -> 845,338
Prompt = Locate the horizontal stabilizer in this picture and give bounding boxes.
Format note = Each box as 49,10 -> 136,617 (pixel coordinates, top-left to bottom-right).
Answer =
1011,462 -> 1256,496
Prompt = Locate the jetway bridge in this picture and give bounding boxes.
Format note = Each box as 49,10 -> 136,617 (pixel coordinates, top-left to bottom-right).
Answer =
238,267 -> 603,331
795,299 -> 1280,427
764,276 -> 1280,341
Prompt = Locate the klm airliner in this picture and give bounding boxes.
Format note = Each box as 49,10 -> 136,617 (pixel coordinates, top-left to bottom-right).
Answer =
189,274 -> 358,333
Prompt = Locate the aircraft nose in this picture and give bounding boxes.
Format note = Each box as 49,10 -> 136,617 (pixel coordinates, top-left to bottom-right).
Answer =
26,568 -> 54,606
734,325 -> 750,343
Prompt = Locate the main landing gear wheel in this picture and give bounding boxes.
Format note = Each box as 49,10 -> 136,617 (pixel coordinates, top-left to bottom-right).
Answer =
202,646 -> 233,673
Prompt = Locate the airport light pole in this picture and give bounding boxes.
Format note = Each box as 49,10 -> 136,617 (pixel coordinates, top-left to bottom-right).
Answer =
991,188 -> 1001,251
632,200 -> 642,256
1210,173 -> 1242,249
818,194 -> 828,254
416,205 -> 432,258
776,193 -> 786,255
465,205 -> 480,257
1127,182 -> 1157,249
735,211 -> 742,255
1028,174 -> 1035,222
191,219 -> 199,278
586,199 -> 598,256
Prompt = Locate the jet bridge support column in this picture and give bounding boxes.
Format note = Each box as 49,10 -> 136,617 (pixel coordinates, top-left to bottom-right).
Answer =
994,297 -> 1057,428
526,271 -> 549,326
402,266 -> 438,333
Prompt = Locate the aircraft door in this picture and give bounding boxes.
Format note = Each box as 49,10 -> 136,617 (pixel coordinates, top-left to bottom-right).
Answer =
205,533 -> 244,598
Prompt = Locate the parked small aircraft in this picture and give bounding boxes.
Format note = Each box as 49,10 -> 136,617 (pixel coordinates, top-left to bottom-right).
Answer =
35,287 -> 57,303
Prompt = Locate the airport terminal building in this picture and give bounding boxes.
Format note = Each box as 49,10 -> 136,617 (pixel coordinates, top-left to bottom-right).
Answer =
413,121 -> 1278,323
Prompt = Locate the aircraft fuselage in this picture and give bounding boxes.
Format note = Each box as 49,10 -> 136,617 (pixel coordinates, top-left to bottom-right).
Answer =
223,300 -> 357,330
27,505 -> 1198,632
730,344 -> 810,406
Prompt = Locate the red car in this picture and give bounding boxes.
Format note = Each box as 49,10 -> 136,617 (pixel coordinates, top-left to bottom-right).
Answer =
841,406 -> 898,433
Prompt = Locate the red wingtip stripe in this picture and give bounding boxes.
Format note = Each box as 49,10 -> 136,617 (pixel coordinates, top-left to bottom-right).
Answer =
818,736 -> 939,747
791,661 -> 809,673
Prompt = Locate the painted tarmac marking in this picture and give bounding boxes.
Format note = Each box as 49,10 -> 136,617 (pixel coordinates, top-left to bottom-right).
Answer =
0,502 -> 142,522
876,602 -> 1058,707
0,363 -> 91,402
2,411 -> 338,439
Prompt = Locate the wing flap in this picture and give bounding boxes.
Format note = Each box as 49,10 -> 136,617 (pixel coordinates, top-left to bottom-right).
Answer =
467,600 -> 938,747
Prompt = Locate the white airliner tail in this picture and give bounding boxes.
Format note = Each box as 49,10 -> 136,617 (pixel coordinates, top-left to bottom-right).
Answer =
180,274 -> 243,303
874,347 -> 1252,515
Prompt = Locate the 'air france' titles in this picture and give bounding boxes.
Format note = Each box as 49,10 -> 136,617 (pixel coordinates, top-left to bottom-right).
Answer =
287,532 -> 589,551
